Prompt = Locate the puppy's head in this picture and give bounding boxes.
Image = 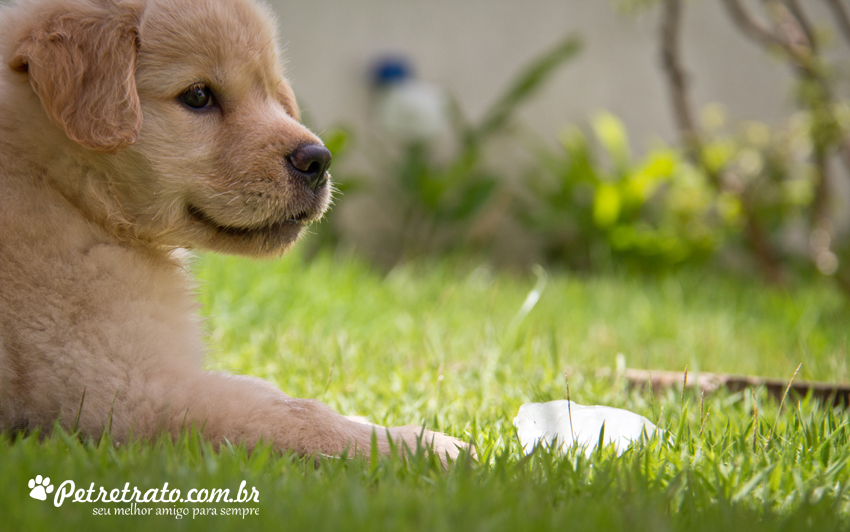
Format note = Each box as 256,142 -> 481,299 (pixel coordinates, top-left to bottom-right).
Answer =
5,0 -> 331,256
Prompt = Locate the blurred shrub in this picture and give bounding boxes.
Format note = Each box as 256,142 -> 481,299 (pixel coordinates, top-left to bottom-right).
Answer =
698,106 -> 822,254
389,34 -> 581,260
313,35 -> 582,263
517,112 -> 726,270
515,104 -> 847,275
319,102 -> 843,278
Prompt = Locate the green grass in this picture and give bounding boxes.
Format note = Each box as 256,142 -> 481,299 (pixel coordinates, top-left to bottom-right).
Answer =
2,250 -> 849,531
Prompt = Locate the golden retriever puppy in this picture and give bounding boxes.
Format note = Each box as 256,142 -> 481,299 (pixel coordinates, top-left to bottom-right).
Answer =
0,0 -> 469,463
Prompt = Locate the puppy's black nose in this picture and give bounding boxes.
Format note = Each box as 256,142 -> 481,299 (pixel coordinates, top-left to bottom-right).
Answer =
287,144 -> 332,192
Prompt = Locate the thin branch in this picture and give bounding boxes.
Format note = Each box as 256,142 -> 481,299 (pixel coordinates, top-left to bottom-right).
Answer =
764,1 -> 846,283
842,141 -> 850,187
721,0 -> 786,46
782,0 -> 818,52
720,0 -> 844,287
660,0 -> 708,174
741,191 -> 785,284
825,0 -> 850,47
765,2 -> 835,237
719,0 -> 812,69
660,0 -> 697,138
660,0 -> 784,283
591,365 -> 850,406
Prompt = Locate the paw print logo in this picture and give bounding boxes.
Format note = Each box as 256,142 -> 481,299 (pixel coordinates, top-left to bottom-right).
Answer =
28,475 -> 54,501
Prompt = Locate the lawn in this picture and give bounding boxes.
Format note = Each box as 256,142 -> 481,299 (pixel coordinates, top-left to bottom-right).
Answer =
2,250 -> 849,531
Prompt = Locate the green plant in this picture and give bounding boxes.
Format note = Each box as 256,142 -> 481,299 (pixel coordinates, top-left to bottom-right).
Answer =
325,35 -> 582,263
697,106 -> 830,267
519,112 -> 726,270
655,0 -> 850,289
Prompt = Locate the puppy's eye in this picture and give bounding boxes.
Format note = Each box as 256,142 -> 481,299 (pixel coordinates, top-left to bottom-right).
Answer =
178,83 -> 215,109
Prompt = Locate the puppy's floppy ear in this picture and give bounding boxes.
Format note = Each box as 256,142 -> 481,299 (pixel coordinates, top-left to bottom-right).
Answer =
10,1 -> 142,153
277,81 -> 301,122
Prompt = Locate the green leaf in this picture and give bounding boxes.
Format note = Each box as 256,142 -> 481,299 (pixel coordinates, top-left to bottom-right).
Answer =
593,183 -> 621,228
623,149 -> 677,204
477,35 -> 582,140
322,127 -> 351,158
592,111 -> 631,178
449,178 -> 497,221
559,125 -> 599,185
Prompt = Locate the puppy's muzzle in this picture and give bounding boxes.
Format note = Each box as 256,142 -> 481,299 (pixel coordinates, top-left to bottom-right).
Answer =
287,144 -> 332,192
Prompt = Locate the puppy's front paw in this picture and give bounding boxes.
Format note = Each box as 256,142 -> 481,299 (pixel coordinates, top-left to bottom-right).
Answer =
389,426 -> 476,466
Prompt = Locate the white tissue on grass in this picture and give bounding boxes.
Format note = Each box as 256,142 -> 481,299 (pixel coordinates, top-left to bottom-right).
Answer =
513,400 -> 661,457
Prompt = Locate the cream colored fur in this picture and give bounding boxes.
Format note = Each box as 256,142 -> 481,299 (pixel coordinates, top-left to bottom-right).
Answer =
0,0 -> 468,463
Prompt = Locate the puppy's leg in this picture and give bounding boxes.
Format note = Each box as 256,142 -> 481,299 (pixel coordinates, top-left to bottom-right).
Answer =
152,371 -> 470,465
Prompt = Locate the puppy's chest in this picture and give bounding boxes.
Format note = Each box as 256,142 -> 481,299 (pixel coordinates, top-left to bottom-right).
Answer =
0,241 -> 204,362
